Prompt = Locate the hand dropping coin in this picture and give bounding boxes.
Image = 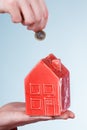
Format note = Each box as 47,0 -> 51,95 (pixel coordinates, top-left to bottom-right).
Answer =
35,30 -> 46,41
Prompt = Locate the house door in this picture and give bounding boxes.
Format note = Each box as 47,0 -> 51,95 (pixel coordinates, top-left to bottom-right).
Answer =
44,99 -> 55,115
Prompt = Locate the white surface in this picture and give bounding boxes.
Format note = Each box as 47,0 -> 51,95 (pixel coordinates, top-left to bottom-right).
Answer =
0,0 -> 87,129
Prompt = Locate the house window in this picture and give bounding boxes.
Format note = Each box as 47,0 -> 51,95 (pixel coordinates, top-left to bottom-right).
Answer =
29,84 -> 41,94
43,84 -> 54,94
30,98 -> 42,109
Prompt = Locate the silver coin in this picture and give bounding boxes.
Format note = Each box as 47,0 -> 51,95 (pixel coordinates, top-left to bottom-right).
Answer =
35,31 -> 46,41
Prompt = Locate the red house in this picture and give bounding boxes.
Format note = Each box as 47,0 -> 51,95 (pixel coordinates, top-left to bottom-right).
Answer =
24,54 -> 70,116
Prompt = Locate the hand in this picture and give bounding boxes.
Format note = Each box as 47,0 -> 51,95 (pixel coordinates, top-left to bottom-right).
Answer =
0,102 -> 75,130
0,0 -> 48,32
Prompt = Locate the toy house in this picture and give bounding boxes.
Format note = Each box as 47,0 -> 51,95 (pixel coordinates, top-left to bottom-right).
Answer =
24,54 -> 70,116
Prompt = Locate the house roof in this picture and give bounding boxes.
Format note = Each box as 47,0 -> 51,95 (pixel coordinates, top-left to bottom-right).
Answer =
42,54 -> 69,78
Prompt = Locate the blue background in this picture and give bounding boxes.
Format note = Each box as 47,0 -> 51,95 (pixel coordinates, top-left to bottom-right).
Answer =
0,0 -> 87,129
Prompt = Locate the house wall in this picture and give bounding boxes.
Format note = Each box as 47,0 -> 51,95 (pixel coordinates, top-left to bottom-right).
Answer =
25,61 -> 62,115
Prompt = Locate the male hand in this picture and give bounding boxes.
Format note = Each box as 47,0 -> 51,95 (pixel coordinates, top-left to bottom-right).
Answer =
0,0 -> 48,32
0,102 -> 75,130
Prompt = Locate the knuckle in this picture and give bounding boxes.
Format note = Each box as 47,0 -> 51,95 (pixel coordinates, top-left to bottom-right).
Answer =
12,16 -> 22,23
36,16 -> 41,23
24,19 -> 34,25
43,12 -> 48,19
8,0 -> 17,7
45,13 -> 48,19
43,9 -> 49,19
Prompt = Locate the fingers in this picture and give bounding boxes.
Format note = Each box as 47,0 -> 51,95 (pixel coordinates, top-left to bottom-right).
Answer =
52,110 -> 75,120
19,0 -> 35,25
27,0 -> 48,32
67,110 -> 75,118
4,0 -> 48,32
58,111 -> 75,119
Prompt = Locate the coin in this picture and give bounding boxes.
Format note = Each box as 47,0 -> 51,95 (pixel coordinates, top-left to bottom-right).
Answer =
35,30 -> 46,41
